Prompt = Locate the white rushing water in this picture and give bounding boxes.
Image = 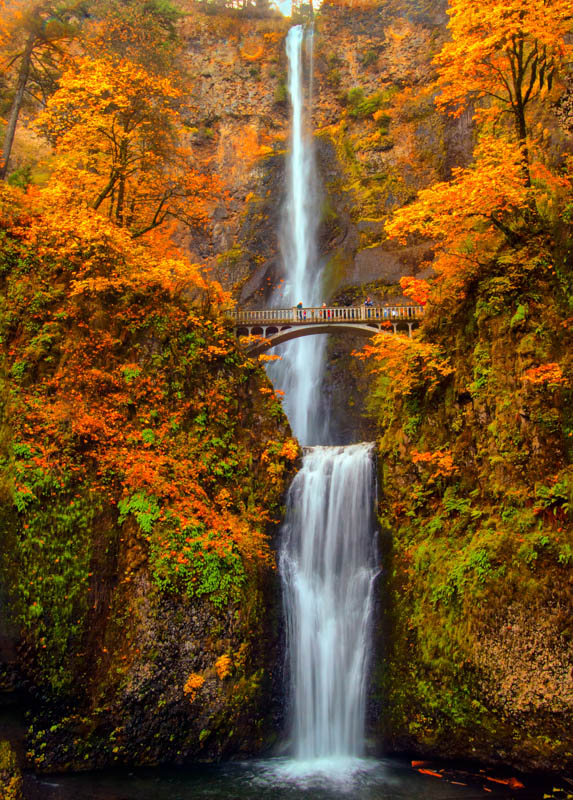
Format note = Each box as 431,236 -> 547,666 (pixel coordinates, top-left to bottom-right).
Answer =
267,25 -> 379,769
267,25 -> 328,445
280,444 -> 378,759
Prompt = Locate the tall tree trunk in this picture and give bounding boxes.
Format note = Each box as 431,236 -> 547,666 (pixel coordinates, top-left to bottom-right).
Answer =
515,102 -> 531,188
115,139 -> 129,226
1,33 -> 36,180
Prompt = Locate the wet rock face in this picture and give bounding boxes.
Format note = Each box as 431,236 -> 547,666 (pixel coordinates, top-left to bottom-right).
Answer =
172,6 -> 290,284
322,334 -> 378,445
347,241 -> 434,286
474,598 -> 573,719
31,563 -> 285,771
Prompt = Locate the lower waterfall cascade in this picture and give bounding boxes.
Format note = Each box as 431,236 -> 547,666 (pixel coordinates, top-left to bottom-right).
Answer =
279,444 -> 378,760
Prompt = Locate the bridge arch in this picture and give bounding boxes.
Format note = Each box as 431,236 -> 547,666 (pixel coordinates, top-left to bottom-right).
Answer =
243,322 -> 387,355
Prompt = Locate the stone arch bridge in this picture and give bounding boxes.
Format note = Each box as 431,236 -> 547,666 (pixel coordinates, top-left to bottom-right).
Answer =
226,305 -> 424,355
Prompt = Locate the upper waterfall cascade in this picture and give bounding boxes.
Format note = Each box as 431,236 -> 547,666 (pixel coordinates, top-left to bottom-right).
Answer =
266,25 -> 328,446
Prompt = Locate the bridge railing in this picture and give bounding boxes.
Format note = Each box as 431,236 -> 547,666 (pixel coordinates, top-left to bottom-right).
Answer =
226,305 -> 425,325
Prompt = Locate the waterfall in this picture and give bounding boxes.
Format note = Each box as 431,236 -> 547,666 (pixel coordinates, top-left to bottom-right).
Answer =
269,25 -> 379,768
267,25 -> 328,446
280,444 -> 378,760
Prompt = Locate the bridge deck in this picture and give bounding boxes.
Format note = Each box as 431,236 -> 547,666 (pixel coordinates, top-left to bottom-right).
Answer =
227,305 -> 424,326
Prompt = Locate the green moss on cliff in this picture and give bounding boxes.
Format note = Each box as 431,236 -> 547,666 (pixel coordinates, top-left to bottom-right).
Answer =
367,240 -> 572,771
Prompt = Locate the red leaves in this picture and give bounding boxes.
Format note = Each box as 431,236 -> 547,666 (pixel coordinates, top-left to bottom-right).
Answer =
400,277 -> 429,306
522,363 -> 566,388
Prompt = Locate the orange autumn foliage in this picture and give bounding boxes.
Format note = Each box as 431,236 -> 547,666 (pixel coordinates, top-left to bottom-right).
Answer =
1,180 -> 293,606
435,0 -> 571,145
183,672 -> 205,701
35,53 -> 223,239
384,0 -> 572,317
214,654 -> 232,680
400,277 -> 430,306
522,363 -> 566,387
355,332 -> 453,396
411,450 -> 457,482
385,135 -> 539,302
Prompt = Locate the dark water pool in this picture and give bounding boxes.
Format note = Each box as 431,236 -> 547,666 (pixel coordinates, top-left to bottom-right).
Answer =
22,756 -> 550,800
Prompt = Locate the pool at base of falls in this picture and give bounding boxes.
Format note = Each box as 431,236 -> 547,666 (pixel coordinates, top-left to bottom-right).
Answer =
22,757 -> 550,800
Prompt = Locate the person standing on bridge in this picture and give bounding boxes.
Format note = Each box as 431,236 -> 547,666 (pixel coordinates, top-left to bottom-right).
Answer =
296,301 -> 303,320
364,296 -> 373,319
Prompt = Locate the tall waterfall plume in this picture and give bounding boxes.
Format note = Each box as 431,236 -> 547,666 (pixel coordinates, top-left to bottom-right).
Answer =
267,24 -> 328,446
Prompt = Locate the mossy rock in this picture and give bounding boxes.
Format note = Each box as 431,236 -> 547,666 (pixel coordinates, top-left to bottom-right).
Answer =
0,740 -> 22,800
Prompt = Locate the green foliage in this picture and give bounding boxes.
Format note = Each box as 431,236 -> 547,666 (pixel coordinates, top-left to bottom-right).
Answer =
361,48 -> 377,68
118,492 -> 160,533
510,302 -> 527,328
274,79 -> 287,104
442,487 -> 471,516
346,87 -> 385,118
6,165 -> 32,189
467,342 -> 491,398
4,452 -> 99,693
148,522 -> 246,607
534,479 -> 570,517
369,241 -> 571,759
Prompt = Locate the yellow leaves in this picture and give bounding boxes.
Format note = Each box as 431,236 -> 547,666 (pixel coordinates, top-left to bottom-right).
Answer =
183,672 -> 205,702
385,134 -> 531,300
260,438 -> 299,485
263,32 -> 283,45
240,42 -> 264,62
279,438 -> 299,462
264,462 -> 284,486
411,450 -> 457,482
204,342 -> 230,359
355,333 -> 453,396
216,489 -> 232,510
257,353 -> 281,363
15,182 -> 217,309
34,52 -> 222,241
387,135 -> 527,244
435,0 -> 571,118
400,277 -> 430,306
214,654 -> 232,680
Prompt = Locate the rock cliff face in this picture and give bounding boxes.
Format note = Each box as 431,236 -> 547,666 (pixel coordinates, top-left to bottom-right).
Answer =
176,5 -> 289,292
180,1 -> 463,443
181,0 -> 461,309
